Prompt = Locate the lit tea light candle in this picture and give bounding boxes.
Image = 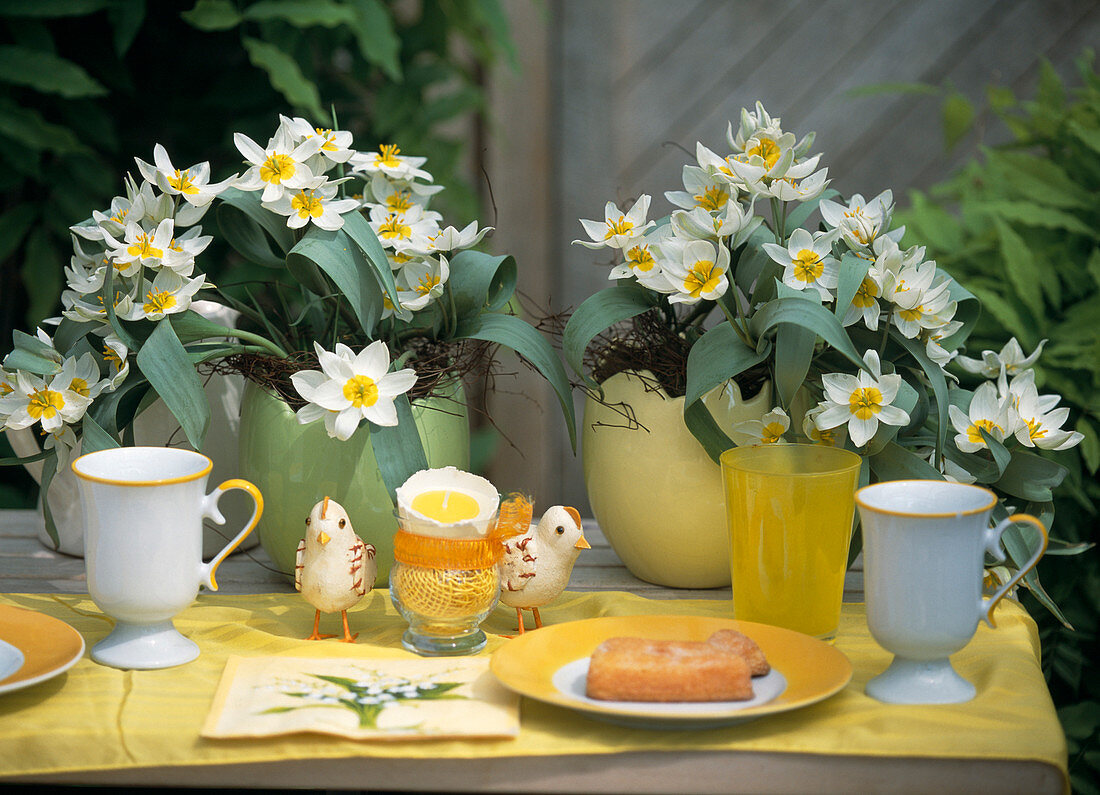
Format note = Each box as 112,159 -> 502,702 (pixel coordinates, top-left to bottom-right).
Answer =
396,467 -> 500,538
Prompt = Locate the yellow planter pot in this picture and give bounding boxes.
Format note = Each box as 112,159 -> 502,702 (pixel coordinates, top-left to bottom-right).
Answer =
582,370 -> 772,589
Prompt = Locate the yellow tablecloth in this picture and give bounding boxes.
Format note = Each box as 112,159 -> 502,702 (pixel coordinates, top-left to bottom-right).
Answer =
0,591 -> 1067,790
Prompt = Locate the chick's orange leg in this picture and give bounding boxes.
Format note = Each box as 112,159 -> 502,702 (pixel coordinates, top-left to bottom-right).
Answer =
306,609 -> 335,641
514,607 -> 526,635
339,610 -> 358,643
533,607 -> 543,629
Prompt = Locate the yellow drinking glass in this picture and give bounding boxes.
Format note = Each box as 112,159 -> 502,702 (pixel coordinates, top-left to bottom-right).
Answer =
720,444 -> 862,639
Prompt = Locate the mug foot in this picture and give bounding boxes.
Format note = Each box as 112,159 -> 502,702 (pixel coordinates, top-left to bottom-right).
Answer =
91,620 -> 199,670
866,656 -> 976,704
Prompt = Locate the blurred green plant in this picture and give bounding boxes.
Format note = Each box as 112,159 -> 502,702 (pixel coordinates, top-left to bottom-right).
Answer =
894,51 -> 1100,794
0,0 -> 514,507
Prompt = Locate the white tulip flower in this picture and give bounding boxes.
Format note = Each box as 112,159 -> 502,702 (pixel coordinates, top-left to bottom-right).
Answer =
350,144 -> 433,182
102,218 -> 176,276
233,129 -> 323,203
949,381 -> 1015,454
763,228 -> 839,301
573,195 -> 656,251
116,270 -> 207,322
367,173 -> 442,212
657,237 -> 730,305
731,406 -> 790,446
0,362 -> 93,434
409,221 -> 492,256
395,255 -> 449,313
820,190 -> 900,252
956,337 -> 1047,379
369,204 -> 441,253
291,341 -> 418,440
1006,370 -> 1083,451
664,166 -> 738,213
814,350 -> 910,448
264,178 -> 361,231
280,115 -> 355,165
135,144 -> 236,208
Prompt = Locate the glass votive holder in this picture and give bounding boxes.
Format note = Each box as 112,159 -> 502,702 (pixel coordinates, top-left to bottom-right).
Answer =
389,517 -> 501,656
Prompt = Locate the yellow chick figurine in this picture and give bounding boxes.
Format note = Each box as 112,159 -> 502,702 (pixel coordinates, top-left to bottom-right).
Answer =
500,504 -> 590,634
295,496 -> 376,642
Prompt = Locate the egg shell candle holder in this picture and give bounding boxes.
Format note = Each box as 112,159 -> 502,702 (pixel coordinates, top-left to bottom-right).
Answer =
390,468 -> 502,656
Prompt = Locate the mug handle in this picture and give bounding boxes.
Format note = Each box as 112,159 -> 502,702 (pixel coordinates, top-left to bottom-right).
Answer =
980,513 -> 1047,628
199,478 -> 264,591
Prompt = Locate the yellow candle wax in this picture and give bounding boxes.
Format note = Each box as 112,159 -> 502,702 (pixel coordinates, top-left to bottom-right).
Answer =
411,489 -> 481,523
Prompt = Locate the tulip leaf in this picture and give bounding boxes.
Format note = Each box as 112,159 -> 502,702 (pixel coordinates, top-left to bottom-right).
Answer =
785,188 -> 839,231
750,297 -> 867,371
447,250 -> 516,323
217,187 -> 294,256
39,451 -> 59,548
4,330 -> 60,374
216,202 -> 286,268
835,252 -> 871,320
242,36 -> 325,122
683,323 -> 769,461
243,0 -> 356,27
79,413 -> 121,454
369,395 -> 427,502
341,211 -> 400,313
995,449 -> 1068,503
136,320 -> 210,450
562,282 -> 656,386
0,45 -> 108,98
868,441 -> 945,482
773,287 -> 818,409
890,330 -> 950,460
288,225 -> 382,337
108,0 -> 145,55
456,312 -> 577,451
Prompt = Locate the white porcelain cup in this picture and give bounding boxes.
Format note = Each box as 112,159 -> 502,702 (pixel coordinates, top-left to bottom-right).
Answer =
856,480 -> 1046,704
72,447 -> 263,669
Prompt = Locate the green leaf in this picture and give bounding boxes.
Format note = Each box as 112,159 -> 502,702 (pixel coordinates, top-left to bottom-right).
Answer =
22,227 -> 62,326
38,451 -> 58,548
4,329 -> 60,374
561,283 -> 655,386
868,441 -> 945,482
968,200 -> 1095,237
216,187 -> 294,255
995,449 -> 1068,503
136,320 -> 210,449
340,210 -> 399,314
0,45 -> 107,98
287,225 -> 382,337
242,36 -> 325,122
369,395 -> 428,501
1077,415 -> 1099,474
993,217 -> 1043,318
749,297 -> 868,372
834,252 -> 870,321
1068,118 -> 1100,157
181,0 -> 241,30
215,202 -> 286,268
243,0 -> 355,27
455,312 -> 577,451
0,99 -> 88,155
108,0 -> 145,55
79,413 -> 120,454
348,0 -> 401,80
785,188 -> 839,231
773,299 -> 816,408
0,204 -> 38,262
446,249 -> 515,324
101,261 -> 141,352
3,0 -> 107,16
942,91 -> 975,150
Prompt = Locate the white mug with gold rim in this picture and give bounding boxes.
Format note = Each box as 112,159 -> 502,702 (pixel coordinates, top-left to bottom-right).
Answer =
72,446 -> 263,669
856,479 -> 1046,704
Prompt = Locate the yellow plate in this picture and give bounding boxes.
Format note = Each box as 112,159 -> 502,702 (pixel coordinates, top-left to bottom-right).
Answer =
490,614 -> 852,729
0,605 -> 85,694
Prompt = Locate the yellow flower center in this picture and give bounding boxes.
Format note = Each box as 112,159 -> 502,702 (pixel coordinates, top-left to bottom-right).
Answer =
966,418 -> 1003,446
1026,418 -> 1047,441
103,344 -> 123,370
143,289 -> 177,315
127,232 -> 163,261
625,244 -> 656,273
0,380 -> 13,396
378,215 -> 411,240
110,207 -> 128,225
683,259 -> 721,297
854,277 -> 879,307
315,128 -> 337,151
811,425 -> 839,446
694,185 -> 729,212
28,388 -> 65,420
848,387 -> 884,420
897,305 -> 924,322
343,375 -> 379,408
761,422 -> 786,444
415,273 -> 441,296
386,190 -> 414,212
747,137 -> 781,169
291,190 -> 324,219
792,250 -> 823,283
378,145 -> 402,168
69,377 -> 90,398
260,153 -> 295,184
605,215 -> 634,239
168,169 -> 199,195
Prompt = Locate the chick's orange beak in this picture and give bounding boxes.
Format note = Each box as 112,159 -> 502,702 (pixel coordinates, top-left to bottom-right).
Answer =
575,534 -> 591,550
318,531 -> 331,546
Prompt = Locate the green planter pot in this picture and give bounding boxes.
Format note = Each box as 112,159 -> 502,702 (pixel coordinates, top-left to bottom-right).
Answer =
582,370 -> 772,589
239,380 -> 470,583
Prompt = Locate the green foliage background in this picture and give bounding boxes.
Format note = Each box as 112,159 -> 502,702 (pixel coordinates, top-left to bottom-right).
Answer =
895,52 -> 1100,793
0,0 -> 513,503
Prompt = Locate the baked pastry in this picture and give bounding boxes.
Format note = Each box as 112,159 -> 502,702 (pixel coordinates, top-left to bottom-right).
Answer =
585,637 -> 753,702
707,629 -> 771,676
